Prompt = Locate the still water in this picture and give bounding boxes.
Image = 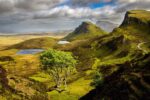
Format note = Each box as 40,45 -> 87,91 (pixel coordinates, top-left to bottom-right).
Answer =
17,49 -> 44,54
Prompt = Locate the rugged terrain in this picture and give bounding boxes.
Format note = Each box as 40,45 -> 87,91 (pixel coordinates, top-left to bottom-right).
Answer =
80,10 -> 150,100
0,10 -> 150,100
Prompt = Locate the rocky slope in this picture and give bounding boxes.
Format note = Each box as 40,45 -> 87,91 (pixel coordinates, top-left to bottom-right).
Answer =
79,10 -> 150,100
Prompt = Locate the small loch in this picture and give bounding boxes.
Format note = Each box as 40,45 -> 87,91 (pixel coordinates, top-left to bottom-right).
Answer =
17,49 -> 44,55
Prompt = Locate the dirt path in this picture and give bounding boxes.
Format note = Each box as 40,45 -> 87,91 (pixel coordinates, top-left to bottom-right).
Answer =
137,42 -> 148,53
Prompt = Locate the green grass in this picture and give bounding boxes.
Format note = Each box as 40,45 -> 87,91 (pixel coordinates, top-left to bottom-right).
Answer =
98,56 -> 131,66
48,78 -> 93,100
0,53 -> 40,77
0,35 -> 61,50
48,90 -> 78,100
0,49 -> 17,56
29,72 -> 51,82
0,96 -> 7,100
128,10 -> 150,24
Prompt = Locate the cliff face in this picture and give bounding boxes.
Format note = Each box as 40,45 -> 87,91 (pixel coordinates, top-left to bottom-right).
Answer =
121,10 -> 150,26
114,10 -> 150,41
80,10 -> 150,100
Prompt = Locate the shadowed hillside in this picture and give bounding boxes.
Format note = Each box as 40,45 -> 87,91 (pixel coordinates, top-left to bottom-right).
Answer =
80,10 -> 150,100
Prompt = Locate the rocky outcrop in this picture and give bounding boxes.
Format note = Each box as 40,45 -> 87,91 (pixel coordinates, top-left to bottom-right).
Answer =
80,53 -> 150,100
73,22 -> 101,34
0,65 -> 14,92
121,10 -> 150,26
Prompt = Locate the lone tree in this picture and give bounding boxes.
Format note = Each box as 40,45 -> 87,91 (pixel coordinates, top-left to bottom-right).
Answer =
40,49 -> 77,91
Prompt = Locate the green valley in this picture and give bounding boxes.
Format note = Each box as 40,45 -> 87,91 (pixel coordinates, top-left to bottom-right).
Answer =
0,10 -> 150,100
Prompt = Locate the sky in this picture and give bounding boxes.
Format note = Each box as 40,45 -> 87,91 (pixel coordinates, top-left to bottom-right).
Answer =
0,0 -> 150,34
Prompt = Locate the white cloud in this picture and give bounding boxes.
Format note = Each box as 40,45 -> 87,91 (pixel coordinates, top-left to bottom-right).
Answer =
0,0 -> 150,33
0,0 -> 67,14
118,0 -> 150,3
115,0 -> 150,13
34,5 -> 116,19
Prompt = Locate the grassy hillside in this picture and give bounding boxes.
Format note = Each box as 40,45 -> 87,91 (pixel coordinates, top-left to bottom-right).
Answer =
122,10 -> 150,25
7,37 -> 58,49
0,35 -> 61,50
119,10 -> 150,41
65,22 -> 107,41
0,39 -> 94,99
80,10 -> 150,100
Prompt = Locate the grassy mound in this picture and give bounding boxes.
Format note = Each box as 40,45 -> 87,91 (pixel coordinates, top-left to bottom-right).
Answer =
7,37 -> 58,49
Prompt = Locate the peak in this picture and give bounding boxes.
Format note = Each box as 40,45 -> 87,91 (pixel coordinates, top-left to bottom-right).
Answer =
64,21 -> 106,41
78,21 -> 97,29
81,21 -> 94,25
73,21 -> 102,35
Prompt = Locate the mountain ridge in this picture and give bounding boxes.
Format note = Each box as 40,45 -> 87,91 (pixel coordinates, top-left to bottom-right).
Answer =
80,10 -> 150,100
121,10 -> 150,26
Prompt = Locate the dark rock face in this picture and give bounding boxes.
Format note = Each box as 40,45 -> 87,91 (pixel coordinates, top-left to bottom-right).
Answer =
121,11 -> 150,27
0,65 -> 17,94
0,65 -> 9,91
73,22 -> 100,34
80,54 -> 150,100
0,56 -> 14,62
73,22 -> 91,34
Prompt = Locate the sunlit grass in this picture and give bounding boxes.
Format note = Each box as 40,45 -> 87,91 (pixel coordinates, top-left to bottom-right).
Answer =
48,78 -> 93,100
29,72 -> 51,82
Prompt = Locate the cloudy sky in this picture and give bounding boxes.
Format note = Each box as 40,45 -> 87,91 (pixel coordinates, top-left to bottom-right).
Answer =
0,0 -> 150,33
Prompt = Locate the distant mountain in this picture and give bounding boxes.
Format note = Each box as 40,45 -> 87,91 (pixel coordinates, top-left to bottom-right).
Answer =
54,30 -> 73,36
65,21 -> 107,41
96,21 -> 119,32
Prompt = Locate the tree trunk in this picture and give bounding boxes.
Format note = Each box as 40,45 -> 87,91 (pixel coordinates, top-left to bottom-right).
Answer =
64,79 -> 67,90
